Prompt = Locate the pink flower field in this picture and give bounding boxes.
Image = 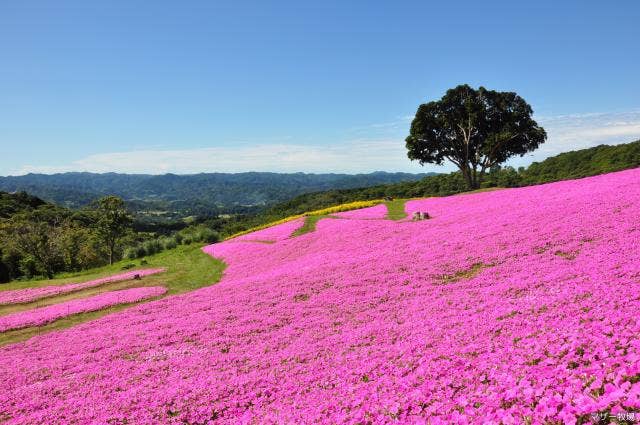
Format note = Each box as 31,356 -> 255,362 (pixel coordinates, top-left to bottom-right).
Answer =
0,268 -> 166,306
0,286 -> 168,332
1,169 -> 639,424
333,203 -> 389,219
234,218 -> 304,242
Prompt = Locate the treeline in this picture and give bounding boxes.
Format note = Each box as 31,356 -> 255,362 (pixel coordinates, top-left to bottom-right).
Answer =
207,141 -> 640,237
0,195 -> 220,283
0,196 -> 120,281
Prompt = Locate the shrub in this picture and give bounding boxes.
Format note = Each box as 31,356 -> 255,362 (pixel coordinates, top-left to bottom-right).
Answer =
163,237 -> 178,250
196,228 -> 220,243
143,240 -> 162,255
135,245 -> 147,258
124,247 -> 138,260
18,255 -> 38,279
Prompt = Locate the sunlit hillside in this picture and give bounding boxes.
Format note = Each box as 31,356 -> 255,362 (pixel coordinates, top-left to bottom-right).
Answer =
1,168 -> 639,423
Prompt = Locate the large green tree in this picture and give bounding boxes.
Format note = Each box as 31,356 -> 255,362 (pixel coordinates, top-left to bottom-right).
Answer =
92,196 -> 133,265
406,84 -> 547,189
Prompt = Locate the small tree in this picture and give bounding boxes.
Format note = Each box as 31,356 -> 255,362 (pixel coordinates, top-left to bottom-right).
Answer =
92,196 -> 133,265
406,84 -> 547,189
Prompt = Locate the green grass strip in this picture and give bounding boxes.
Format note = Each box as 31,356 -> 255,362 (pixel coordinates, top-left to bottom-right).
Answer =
291,215 -> 340,237
384,199 -> 408,220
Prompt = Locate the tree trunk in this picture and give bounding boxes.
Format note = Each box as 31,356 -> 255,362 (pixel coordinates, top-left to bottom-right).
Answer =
470,174 -> 480,190
108,241 -> 114,265
468,165 -> 485,190
476,171 -> 485,189
461,167 -> 473,190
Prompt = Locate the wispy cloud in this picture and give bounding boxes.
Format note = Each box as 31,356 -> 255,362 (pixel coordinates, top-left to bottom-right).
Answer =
10,110 -> 640,175
511,110 -> 640,165
347,115 -> 414,137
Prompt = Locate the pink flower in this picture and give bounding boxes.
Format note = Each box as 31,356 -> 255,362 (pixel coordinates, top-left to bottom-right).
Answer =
0,286 -> 167,332
1,169 -> 639,423
0,268 -> 166,305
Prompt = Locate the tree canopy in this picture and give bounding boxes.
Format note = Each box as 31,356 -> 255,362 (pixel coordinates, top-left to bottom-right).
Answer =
406,84 -> 547,189
92,196 -> 133,265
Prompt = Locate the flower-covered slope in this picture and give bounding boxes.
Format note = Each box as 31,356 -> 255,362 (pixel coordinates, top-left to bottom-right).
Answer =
0,268 -> 166,306
1,169 -> 639,424
0,286 -> 168,332
233,218 -> 304,242
332,203 -> 388,219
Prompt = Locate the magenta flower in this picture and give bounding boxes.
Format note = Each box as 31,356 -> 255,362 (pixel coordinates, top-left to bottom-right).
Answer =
0,268 -> 166,305
0,286 -> 167,332
0,169 -> 639,424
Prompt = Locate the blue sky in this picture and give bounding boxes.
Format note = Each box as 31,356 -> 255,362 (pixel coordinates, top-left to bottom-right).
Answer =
1,0 -> 639,175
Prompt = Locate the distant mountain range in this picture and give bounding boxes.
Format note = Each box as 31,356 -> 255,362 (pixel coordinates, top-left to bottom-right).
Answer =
0,171 -> 434,219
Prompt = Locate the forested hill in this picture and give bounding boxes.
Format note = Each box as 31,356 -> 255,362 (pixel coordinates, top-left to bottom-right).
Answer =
0,191 -> 47,219
0,171 -> 432,212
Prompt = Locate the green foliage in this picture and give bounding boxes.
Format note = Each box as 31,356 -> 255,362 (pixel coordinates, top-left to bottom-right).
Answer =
0,195 -> 130,282
2,214 -> 65,279
142,239 -> 162,256
0,192 -> 208,282
179,225 -> 220,244
521,142 -> 640,184
121,224 -> 220,260
0,191 -> 46,219
162,237 -> 178,250
406,84 -> 547,189
92,196 -> 134,265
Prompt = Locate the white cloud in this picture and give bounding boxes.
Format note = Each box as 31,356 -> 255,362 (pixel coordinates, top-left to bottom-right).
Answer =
504,109 -> 640,166
12,140 -> 430,175
10,110 -> 640,175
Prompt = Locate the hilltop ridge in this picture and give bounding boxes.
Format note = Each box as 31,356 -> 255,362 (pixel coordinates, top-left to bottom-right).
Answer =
0,171 -> 433,217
